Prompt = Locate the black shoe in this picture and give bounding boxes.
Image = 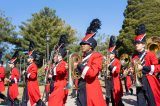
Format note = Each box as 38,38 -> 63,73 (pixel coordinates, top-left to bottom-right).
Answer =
0,93 -> 5,98
0,93 -> 7,102
13,98 -> 20,106
36,99 -> 46,106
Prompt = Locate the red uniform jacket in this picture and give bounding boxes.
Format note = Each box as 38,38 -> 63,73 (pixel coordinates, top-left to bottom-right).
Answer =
9,67 -> 20,101
110,58 -> 123,105
48,60 -> 68,106
133,51 -> 160,106
27,62 -> 41,106
0,66 -> 5,92
81,52 -> 106,106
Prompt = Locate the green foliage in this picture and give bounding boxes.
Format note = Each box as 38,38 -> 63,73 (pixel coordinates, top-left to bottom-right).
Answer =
0,10 -> 21,65
18,7 -> 77,68
0,10 -> 19,45
19,7 -> 76,60
95,33 -> 110,55
38,66 -> 45,84
118,0 -> 160,56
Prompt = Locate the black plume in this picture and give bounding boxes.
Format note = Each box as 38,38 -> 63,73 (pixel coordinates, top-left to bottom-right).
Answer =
58,34 -> 68,48
109,35 -> 116,47
12,50 -> 19,59
29,41 -> 35,51
135,24 -> 146,35
0,51 -> 2,61
86,18 -> 101,35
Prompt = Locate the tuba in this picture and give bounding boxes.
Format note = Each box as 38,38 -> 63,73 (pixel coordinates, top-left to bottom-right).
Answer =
120,53 -> 130,77
146,36 -> 160,60
67,53 -> 81,89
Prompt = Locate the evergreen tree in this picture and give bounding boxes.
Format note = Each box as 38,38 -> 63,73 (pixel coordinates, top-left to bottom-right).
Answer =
95,33 -> 110,55
0,10 -> 20,46
19,7 -> 76,58
118,0 -> 160,56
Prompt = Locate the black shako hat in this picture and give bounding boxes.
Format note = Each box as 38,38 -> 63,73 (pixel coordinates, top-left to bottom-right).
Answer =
0,51 -> 3,65
28,41 -> 37,59
108,35 -> 116,54
8,50 -> 19,64
134,24 -> 146,44
80,18 -> 101,49
55,34 -> 68,58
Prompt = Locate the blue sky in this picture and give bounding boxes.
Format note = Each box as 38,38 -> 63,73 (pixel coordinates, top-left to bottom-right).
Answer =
0,0 -> 127,36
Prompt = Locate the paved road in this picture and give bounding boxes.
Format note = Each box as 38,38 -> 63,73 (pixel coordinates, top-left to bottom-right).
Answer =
122,87 -> 137,106
0,82 -> 137,106
66,87 -> 137,106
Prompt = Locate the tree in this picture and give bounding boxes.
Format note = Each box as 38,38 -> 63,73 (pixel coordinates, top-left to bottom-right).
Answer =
95,33 -> 110,55
117,0 -> 160,56
19,7 -> 76,59
0,10 -> 20,46
0,10 -> 21,65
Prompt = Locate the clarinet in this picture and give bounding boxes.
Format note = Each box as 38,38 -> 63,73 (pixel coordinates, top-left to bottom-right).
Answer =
42,46 -> 56,102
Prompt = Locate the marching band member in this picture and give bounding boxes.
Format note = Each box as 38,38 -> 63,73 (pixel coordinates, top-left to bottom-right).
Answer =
23,41 -> 45,106
106,35 -> 124,106
44,61 -> 54,102
123,67 -> 133,95
0,52 -> 7,102
75,19 -> 106,106
104,55 -> 113,105
132,24 -> 160,106
48,34 -> 68,106
6,50 -> 20,106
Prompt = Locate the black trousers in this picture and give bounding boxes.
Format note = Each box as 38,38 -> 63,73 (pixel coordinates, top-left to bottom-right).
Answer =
105,78 -> 113,98
106,90 -> 123,106
7,98 -> 19,106
21,85 -> 29,106
136,76 -> 156,106
124,77 -> 128,92
49,79 -> 54,94
77,78 -> 87,106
